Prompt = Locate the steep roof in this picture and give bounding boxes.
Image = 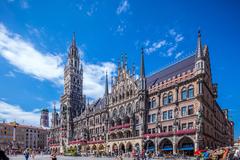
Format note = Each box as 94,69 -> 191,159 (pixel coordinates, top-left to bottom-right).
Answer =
147,55 -> 195,87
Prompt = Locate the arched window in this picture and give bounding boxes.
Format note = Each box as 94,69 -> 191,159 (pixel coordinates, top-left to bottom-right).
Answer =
163,93 -> 168,106
127,104 -> 132,114
188,85 -> 194,98
181,87 -> 187,100
152,98 -> 156,108
168,92 -> 173,103
136,101 -> 140,111
135,116 -> 139,124
113,109 -> 117,117
120,106 -> 125,117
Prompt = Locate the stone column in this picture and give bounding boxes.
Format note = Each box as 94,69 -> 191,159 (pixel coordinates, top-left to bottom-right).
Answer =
13,126 -> 16,141
155,137 -> 158,155
173,136 -> 177,154
198,79 -> 203,95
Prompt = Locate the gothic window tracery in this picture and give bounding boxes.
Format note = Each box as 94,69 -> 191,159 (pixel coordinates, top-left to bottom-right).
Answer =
120,106 -> 125,117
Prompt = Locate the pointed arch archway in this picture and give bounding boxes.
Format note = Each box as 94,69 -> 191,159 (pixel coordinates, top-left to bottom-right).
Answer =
159,138 -> 173,154
126,142 -> 133,153
144,140 -> 155,153
177,136 -> 195,156
119,143 -> 125,154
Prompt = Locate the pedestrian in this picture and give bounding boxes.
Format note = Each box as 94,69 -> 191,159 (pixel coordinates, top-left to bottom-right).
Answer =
24,149 -> 30,160
233,147 -> 240,160
0,149 -> 9,160
31,150 -> 36,160
51,152 -> 57,160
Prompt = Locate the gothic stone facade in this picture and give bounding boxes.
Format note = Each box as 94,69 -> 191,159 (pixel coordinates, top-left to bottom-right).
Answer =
48,31 -> 234,155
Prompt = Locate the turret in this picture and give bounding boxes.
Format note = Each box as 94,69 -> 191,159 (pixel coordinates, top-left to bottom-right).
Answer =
140,48 -> 145,78
139,48 -> 146,90
105,71 -> 109,96
195,30 -> 205,75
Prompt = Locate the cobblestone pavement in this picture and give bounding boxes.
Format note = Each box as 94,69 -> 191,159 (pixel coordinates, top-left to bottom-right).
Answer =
8,155 -> 195,160
8,155 -> 133,160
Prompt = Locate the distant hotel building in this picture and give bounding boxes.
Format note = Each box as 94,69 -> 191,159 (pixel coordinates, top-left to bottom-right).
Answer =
49,31 -> 234,156
40,109 -> 49,128
0,121 -> 48,152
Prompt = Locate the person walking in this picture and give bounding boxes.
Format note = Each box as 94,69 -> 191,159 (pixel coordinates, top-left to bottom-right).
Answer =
24,149 -> 30,160
51,152 -> 57,160
31,150 -> 36,160
0,149 -> 9,160
233,147 -> 240,160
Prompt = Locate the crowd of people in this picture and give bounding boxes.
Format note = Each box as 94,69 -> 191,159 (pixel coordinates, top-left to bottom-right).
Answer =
0,147 -> 239,160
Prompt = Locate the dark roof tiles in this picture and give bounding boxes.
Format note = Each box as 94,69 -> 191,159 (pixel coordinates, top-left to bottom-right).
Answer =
146,55 -> 195,87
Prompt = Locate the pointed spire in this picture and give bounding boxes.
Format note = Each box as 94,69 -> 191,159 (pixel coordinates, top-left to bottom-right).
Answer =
72,32 -> 76,47
196,30 -> 203,59
140,47 -> 145,78
132,63 -> 135,76
105,71 -> 109,96
124,54 -> 127,69
53,101 -> 56,113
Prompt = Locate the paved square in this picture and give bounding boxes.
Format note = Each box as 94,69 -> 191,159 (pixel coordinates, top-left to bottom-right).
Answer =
8,155 -> 133,160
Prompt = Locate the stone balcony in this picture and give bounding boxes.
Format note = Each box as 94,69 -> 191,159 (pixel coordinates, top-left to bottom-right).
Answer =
109,123 -> 131,131
143,129 -> 196,139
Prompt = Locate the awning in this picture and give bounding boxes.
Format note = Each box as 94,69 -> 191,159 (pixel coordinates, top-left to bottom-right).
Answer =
147,146 -> 155,151
161,147 -> 173,151
179,147 -> 194,151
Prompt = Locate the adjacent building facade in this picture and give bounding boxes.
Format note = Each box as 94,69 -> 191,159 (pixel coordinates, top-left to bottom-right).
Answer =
48,31 -> 234,156
40,109 -> 49,128
0,122 -> 48,152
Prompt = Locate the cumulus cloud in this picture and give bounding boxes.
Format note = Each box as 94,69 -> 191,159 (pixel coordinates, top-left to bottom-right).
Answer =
0,23 -> 64,84
0,101 -> 40,126
83,62 -> 116,99
0,23 -> 117,99
116,0 -> 130,15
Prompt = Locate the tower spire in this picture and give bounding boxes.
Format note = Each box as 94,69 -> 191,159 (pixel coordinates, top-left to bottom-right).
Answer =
53,101 -> 56,113
140,47 -> 145,78
72,32 -> 76,47
105,71 -> 109,96
196,30 -> 203,59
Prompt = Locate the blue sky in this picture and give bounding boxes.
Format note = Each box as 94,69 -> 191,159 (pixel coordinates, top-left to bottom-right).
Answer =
0,0 -> 239,139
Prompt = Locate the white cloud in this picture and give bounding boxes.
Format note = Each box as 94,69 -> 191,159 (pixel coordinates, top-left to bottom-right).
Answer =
169,29 -> 184,42
169,29 -> 177,36
175,51 -> 183,59
145,40 -> 167,54
0,23 -> 64,85
0,101 -> 40,126
4,71 -> 16,77
0,23 -> 117,100
20,0 -> 29,9
167,45 -> 177,56
175,34 -> 184,42
116,0 -> 130,15
83,62 -> 116,99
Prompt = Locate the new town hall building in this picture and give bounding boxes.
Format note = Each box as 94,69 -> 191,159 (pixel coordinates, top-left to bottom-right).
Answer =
48,31 -> 234,156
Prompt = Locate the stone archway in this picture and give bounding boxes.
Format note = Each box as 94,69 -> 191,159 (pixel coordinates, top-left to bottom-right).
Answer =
144,140 -> 155,153
119,143 -> 125,154
126,142 -> 133,153
117,131 -> 124,139
177,136 -> 195,156
112,143 -> 118,155
159,138 -> 173,154
135,143 -> 140,154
